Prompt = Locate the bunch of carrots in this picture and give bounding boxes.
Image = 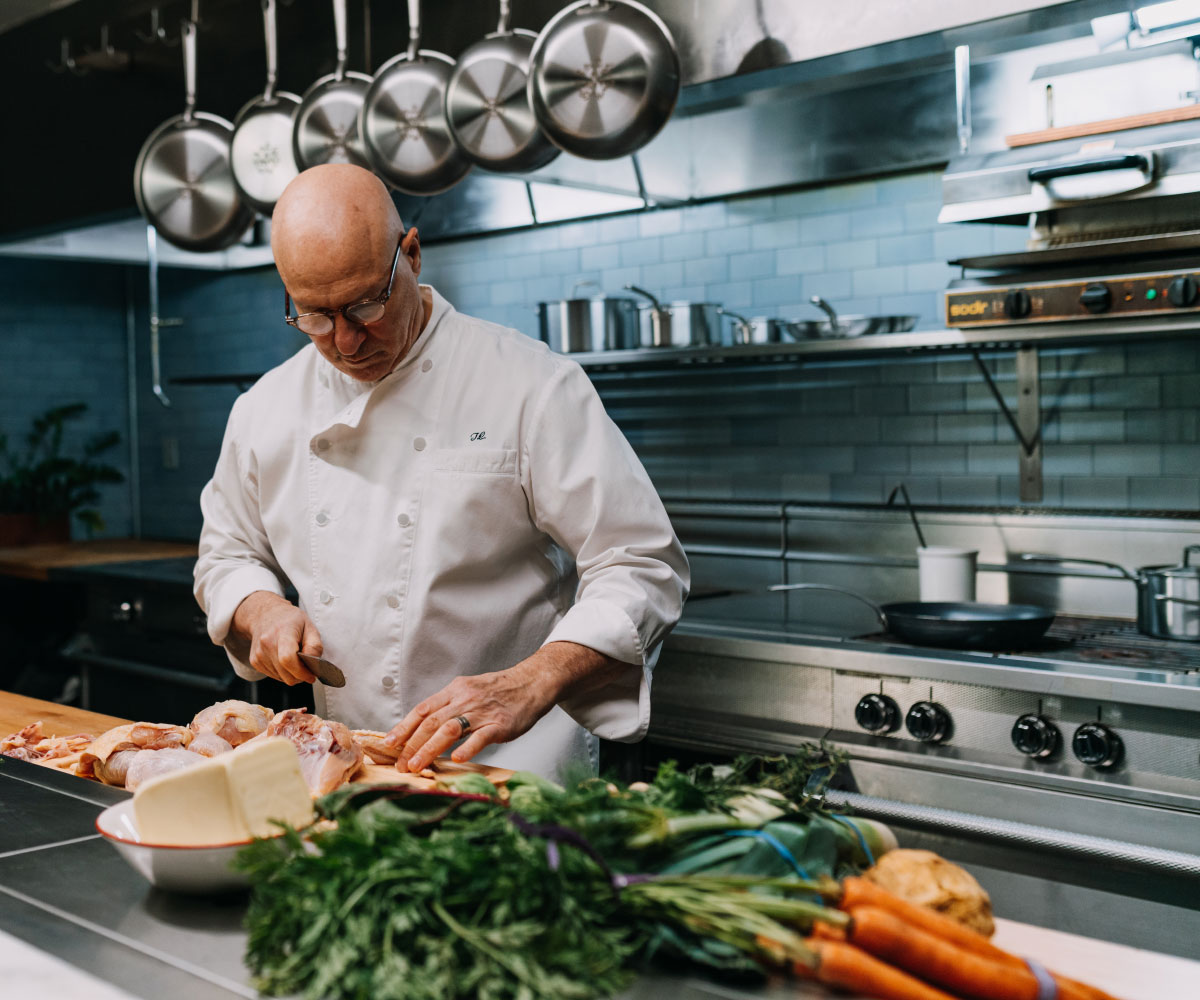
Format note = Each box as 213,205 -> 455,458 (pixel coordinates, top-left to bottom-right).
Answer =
624,873 -> 1120,1000
795,877 -> 1120,1000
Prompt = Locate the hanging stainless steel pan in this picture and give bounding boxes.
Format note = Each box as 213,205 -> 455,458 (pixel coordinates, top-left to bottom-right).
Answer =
767,584 -> 1056,651
361,0 -> 471,194
444,0 -> 559,173
230,0 -> 301,215
527,0 -> 680,160
134,20 -> 252,252
293,0 -> 372,171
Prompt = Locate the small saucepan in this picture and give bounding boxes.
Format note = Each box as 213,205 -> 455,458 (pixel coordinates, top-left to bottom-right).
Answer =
626,285 -> 721,347
1019,547 -> 1200,642
768,583 -> 1056,651
719,309 -> 787,345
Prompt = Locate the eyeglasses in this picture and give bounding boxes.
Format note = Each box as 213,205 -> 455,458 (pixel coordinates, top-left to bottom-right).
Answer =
284,239 -> 404,337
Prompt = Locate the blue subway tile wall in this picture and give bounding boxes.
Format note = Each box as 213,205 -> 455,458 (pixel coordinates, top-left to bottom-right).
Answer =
3,166 -> 1200,544
0,258 -> 133,539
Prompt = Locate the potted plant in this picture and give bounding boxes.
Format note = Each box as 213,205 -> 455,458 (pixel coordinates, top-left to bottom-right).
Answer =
0,403 -> 125,546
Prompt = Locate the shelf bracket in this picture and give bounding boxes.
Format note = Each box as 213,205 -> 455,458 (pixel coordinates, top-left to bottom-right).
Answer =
970,347 -> 1042,502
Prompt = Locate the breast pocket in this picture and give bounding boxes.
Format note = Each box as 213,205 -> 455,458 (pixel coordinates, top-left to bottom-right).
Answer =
432,448 -> 518,476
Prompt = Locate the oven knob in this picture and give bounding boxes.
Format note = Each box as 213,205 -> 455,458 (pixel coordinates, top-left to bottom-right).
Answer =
1168,276 -> 1198,307
1079,283 -> 1112,314
906,701 -> 951,743
1003,289 -> 1031,319
855,694 -> 900,734
1011,714 -> 1059,759
1072,722 -> 1123,769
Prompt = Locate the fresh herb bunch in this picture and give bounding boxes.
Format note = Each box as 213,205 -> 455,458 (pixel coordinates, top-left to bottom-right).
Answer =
0,403 -> 123,533
237,794 -> 640,1000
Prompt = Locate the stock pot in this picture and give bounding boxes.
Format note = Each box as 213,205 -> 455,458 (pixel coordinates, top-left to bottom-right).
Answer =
626,285 -> 721,347
537,288 -> 639,353
1021,546 -> 1200,642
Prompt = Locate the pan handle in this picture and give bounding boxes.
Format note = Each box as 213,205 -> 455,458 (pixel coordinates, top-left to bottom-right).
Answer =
625,284 -> 664,311
332,0 -> 348,78
1017,553 -> 1139,582
407,0 -> 421,60
496,0 -> 511,34
767,583 -> 888,629
1154,594 -> 1200,607
1184,545 -> 1200,568
181,19 -> 196,120
261,0 -> 278,101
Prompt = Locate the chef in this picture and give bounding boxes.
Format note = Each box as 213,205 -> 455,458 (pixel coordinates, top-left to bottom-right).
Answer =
193,164 -> 689,779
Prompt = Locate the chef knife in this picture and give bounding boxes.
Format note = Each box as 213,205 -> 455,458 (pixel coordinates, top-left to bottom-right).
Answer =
297,652 -> 347,688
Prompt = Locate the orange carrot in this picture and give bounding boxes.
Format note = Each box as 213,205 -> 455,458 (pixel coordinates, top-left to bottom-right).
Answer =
840,879 -> 1121,1000
849,905 -> 1107,1000
798,938 -> 963,1000
811,920 -> 847,942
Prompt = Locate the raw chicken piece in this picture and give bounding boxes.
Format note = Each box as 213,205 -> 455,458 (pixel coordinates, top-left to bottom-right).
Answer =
79,723 -> 193,786
189,700 -> 274,747
267,709 -> 363,794
352,729 -> 400,765
125,748 -> 205,792
1,722 -> 93,766
188,732 -> 234,758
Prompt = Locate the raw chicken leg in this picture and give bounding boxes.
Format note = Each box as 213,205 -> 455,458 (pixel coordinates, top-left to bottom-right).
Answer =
266,709 -> 363,794
189,700 -> 273,747
79,723 -> 193,786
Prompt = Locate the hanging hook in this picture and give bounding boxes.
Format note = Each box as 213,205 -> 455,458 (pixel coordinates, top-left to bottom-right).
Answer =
47,38 -> 88,75
135,8 -> 180,46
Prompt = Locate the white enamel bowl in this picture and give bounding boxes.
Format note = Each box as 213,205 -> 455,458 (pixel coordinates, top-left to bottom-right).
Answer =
96,800 -> 256,894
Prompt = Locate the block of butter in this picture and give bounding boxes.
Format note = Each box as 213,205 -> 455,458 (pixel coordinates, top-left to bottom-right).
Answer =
133,736 -> 315,846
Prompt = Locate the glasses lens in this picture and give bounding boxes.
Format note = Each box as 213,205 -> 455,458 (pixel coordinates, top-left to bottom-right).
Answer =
346,301 -> 386,325
296,313 -> 334,337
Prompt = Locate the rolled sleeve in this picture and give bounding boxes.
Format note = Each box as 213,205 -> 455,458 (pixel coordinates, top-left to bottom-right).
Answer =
526,363 -> 689,741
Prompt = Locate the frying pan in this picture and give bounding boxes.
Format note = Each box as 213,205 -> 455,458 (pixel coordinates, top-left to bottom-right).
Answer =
444,0 -> 560,173
134,20 -> 253,252
361,0 -> 471,194
527,0 -> 680,160
767,584 -> 1056,651
292,0 -> 372,171
230,0 -> 301,215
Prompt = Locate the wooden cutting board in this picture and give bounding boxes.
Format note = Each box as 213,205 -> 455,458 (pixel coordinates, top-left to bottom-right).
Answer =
0,539 -> 197,582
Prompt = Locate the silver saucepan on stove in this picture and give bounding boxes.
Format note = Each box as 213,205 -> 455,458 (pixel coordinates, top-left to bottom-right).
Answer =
785,296 -> 917,340
626,285 -> 721,347
719,309 -> 787,345
1020,547 -> 1200,642
537,283 -> 639,353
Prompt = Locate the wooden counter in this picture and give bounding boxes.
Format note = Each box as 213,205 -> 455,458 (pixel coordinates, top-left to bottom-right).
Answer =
0,690 -> 127,738
0,539 -> 197,582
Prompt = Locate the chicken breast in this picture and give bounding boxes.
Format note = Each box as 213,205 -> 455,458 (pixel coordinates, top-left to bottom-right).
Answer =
189,700 -> 274,747
125,748 -> 205,792
188,732 -> 234,758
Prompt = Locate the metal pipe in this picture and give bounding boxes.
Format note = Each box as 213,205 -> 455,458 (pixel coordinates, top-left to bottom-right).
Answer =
60,649 -> 236,693
146,225 -> 171,408
123,268 -> 142,538
824,790 -> 1200,879
954,44 -> 971,155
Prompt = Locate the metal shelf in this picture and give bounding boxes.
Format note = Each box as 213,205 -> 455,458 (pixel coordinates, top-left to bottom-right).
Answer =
574,315 -> 1200,371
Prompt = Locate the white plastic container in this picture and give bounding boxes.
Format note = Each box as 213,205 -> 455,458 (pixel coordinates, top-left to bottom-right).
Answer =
918,546 -> 978,602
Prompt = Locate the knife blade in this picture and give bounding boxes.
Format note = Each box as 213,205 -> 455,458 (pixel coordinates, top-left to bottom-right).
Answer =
297,652 -> 347,688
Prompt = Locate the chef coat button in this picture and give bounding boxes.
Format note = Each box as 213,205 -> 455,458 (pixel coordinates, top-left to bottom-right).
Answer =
315,511 -> 330,526
396,512 -> 411,527
386,592 -> 400,609
382,676 -> 395,690
319,590 -> 332,605
421,359 -> 433,372
413,437 -> 426,452
316,438 -> 331,452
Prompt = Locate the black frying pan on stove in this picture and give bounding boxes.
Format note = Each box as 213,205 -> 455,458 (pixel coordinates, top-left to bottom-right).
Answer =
690,583 -> 1055,651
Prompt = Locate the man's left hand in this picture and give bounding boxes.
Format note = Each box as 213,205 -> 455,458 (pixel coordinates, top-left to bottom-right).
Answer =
383,641 -> 628,772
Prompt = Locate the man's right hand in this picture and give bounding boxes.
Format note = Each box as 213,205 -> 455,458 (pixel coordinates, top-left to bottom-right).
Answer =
230,591 -> 322,686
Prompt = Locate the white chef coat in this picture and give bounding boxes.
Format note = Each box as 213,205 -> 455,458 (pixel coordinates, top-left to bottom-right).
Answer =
194,286 -> 689,779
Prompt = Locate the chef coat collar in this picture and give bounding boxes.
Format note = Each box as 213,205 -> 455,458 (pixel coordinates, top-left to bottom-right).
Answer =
313,285 -> 452,435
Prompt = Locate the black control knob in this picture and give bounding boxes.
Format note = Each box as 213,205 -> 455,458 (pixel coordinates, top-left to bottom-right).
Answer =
1072,722 -> 1123,769
1079,283 -> 1112,314
855,694 -> 900,735
1168,276 -> 1199,308
905,701 -> 952,743
1003,289 -> 1032,319
1011,714 -> 1060,759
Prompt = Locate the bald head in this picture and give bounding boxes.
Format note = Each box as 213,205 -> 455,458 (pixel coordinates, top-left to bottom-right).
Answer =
272,165 -> 402,292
